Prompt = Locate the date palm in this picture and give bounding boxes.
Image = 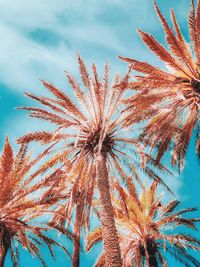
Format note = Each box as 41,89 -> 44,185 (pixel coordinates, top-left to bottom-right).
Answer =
120,0 -> 200,169
0,137 -> 72,267
51,161 -> 92,267
87,178 -> 200,267
16,55 -> 169,266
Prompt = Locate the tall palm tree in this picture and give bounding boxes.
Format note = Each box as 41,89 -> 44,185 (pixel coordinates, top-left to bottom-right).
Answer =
120,0 -> 200,169
0,137 -> 72,266
51,161 -> 91,267
87,178 -> 200,267
16,56 -> 169,266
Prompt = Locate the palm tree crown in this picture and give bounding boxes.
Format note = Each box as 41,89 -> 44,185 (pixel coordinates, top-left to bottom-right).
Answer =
120,0 -> 200,169
17,56 -> 140,173
0,137 -> 71,266
17,55 -> 170,190
87,179 -> 200,267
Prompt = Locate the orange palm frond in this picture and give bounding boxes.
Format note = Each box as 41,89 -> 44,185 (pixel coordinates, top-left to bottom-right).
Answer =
0,137 -> 72,266
87,178 -> 200,267
120,0 -> 200,168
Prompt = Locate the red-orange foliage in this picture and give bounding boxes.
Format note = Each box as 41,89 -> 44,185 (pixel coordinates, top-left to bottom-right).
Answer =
87,179 -> 200,267
120,0 -> 200,169
17,56 -> 171,190
0,137 -> 72,266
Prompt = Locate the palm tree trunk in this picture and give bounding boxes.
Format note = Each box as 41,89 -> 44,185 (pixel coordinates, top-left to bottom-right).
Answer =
148,255 -> 158,267
0,244 -> 7,267
72,200 -> 83,267
147,249 -> 158,267
96,153 -> 122,267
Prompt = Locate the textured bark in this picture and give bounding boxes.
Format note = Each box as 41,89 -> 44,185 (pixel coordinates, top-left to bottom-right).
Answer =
0,228 -> 9,267
147,250 -> 158,267
72,200 -> 83,267
0,245 -> 7,267
96,154 -> 122,267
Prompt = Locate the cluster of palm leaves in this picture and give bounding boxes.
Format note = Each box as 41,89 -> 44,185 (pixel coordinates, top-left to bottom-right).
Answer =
1,1 -> 200,266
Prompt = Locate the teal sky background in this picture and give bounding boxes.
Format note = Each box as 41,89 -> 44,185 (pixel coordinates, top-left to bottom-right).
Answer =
0,0 -> 199,266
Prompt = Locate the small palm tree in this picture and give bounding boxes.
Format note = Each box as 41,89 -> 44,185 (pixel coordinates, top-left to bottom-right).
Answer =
120,0 -> 200,169
51,162 -> 90,267
87,178 -> 200,267
17,56 -> 169,266
0,137 -> 72,267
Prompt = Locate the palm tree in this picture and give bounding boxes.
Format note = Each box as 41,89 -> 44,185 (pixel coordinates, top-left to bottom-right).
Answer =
0,137 -> 72,266
51,162 -> 90,267
16,55 -> 169,266
120,0 -> 200,169
87,178 -> 200,267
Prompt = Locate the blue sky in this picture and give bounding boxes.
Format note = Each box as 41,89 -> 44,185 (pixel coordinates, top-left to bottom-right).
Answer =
0,0 -> 199,266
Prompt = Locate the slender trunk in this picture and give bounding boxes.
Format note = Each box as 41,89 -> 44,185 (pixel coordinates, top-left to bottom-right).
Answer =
0,227 -> 9,267
96,153 -> 122,267
72,201 -> 83,267
147,248 -> 158,267
0,244 -> 7,267
147,254 -> 158,267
